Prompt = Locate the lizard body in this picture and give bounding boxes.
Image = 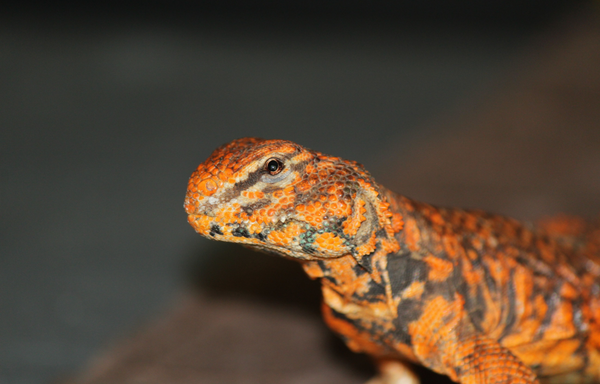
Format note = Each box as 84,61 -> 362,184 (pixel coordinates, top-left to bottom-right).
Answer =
184,138 -> 600,384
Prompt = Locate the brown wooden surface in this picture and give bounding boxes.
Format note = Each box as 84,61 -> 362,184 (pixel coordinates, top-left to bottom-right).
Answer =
68,8 -> 600,384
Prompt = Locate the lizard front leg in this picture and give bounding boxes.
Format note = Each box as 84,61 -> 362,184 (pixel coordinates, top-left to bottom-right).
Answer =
409,294 -> 539,384
452,335 -> 539,384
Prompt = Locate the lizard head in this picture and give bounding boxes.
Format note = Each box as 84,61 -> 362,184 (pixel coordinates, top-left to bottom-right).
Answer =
184,138 -> 402,262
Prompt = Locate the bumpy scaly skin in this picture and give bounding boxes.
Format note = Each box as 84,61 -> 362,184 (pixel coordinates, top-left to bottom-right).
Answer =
184,138 -> 600,384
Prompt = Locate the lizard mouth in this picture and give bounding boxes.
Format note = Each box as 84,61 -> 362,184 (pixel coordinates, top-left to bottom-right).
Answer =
187,213 -> 218,236
187,213 -> 266,245
187,212 -> 342,261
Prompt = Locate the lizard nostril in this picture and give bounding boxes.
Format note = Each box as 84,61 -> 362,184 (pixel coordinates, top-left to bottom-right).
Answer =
198,178 -> 218,196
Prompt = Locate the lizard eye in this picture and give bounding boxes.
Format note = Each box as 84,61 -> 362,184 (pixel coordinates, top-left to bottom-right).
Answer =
265,158 -> 284,175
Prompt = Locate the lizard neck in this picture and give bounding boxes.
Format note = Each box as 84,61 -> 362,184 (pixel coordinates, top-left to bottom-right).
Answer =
298,190 -> 416,349
300,186 -> 416,302
300,185 -> 418,278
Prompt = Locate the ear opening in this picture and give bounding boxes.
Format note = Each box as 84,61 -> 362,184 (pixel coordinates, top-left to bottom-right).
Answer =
350,181 -> 402,263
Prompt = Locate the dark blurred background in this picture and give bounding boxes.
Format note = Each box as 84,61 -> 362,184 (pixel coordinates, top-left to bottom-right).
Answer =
0,1 -> 596,383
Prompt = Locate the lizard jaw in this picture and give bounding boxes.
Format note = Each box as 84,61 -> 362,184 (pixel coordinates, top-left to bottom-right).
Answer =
187,211 -> 354,261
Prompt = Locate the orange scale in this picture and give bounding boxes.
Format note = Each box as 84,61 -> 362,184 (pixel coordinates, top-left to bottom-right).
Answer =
280,197 -> 288,204
273,190 -> 283,198
296,181 -> 311,193
198,178 -> 218,196
319,195 -> 327,201
327,186 -> 336,194
284,186 -> 295,196
228,178 -> 236,184
314,232 -> 344,251
306,205 -> 316,213
295,152 -> 313,162
307,220 -> 321,228
296,204 -> 306,212
268,232 -> 282,245
218,172 -> 229,181
328,195 -> 338,202
249,223 -> 262,234
255,191 -> 264,198
267,209 -> 275,216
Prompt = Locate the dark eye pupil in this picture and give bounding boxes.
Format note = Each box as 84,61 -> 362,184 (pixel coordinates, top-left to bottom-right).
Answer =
267,160 -> 280,173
